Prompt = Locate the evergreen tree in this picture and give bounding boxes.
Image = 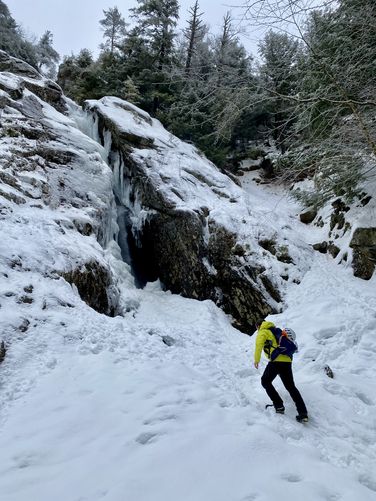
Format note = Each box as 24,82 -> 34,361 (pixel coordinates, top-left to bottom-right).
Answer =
57,49 -> 104,102
121,0 -> 180,112
184,1 -> 205,75
258,30 -> 301,152
36,30 -> 60,78
0,0 -> 38,67
130,0 -> 179,69
99,6 -> 127,55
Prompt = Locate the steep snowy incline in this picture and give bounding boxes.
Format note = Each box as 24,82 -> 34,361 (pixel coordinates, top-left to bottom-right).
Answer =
0,176 -> 376,501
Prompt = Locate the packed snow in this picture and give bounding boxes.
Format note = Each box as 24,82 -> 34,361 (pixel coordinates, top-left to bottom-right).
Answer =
1,169 -> 376,500
1,72 -> 376,500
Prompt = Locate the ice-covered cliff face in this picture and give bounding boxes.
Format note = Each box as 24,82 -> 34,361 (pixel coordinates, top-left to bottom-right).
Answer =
0,50 -> 311,333
83,96 -> 311,330
0,52 -> 119,316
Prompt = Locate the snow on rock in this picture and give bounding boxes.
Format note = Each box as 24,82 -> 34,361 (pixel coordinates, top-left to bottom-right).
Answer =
83,96 -> 313,330
293,174 -> 376,280
0,53 -> 118,318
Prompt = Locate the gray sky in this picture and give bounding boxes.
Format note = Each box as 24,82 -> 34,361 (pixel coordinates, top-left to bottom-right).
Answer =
6,0 -> 262,59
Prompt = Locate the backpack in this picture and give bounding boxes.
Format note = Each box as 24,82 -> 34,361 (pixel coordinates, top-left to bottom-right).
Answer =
266,327 -> 298,361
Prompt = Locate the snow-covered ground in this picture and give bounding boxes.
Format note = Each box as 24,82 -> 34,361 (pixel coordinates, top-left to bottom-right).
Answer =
1,165 -> 376,501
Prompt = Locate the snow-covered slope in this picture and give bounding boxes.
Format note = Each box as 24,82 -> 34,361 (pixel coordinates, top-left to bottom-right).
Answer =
1,177 -> 376,500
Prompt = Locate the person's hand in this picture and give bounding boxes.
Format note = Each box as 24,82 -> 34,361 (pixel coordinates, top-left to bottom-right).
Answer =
254,362 -> 259,369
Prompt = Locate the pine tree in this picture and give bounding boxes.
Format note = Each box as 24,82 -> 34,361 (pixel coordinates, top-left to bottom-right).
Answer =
57,49 -> 105,102
0,0 -> 38,67
184,1 -> 205,75
36,30 -> 60,78
99,6 -> 127,55
258,30 -> 301,152
131,0 -> 179,69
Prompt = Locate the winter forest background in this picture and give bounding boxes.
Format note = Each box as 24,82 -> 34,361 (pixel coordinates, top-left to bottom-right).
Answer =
1,0 -> 375,207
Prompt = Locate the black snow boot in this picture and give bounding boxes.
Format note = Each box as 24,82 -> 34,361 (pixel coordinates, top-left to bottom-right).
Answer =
275,406 -> 285,414
265,404 -> 285,414
296,414 -> 309,423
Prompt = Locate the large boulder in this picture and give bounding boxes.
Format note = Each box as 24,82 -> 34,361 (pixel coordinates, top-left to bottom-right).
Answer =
350,227 -> 376,280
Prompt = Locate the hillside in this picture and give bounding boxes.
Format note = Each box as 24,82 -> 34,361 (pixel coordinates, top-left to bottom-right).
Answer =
0,52 -> 376,501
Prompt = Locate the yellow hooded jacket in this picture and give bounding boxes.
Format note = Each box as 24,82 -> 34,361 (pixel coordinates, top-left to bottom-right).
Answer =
254,320 -> 292,364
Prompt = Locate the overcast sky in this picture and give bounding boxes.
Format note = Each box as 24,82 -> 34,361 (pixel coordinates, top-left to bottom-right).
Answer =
6,0 -> 263,59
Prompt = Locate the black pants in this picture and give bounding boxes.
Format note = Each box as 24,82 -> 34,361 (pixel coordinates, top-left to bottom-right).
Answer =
261,362 -> 307,415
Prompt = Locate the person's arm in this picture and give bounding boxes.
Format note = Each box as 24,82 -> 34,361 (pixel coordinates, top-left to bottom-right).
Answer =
254,330 -> 266,368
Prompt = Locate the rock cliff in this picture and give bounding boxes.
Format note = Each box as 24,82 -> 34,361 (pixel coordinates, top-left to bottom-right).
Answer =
84,97 -> 305,331
0,52 -> 118,316
0,51 -> 309,332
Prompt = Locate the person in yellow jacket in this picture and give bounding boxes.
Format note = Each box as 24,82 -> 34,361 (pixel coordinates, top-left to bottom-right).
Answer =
254,320 -> 308,422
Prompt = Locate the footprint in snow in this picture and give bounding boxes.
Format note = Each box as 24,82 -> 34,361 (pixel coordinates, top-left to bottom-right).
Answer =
358,474 -> 376,493
241,494 -> 259,501
314,328 -> 338,340
143,413 -> 177,425
135,432 -> 158,445
354,392 -> 374,406
281,473 -> 302,483
236,369 -> 253,378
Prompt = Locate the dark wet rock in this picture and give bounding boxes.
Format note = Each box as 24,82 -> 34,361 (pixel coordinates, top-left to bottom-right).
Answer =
313,242 -> 328,254
0,51 -> 66,113
259,238 -> 277,255
162,335 -> 175,346
331,198 -> 350,213
259,239 -> 293,264
73,220 -> 93,236
0,341 -> 6,364
0,50 -> 40,78
260,157 -> 274,179
330,212 -> 345,232
233,243 -> 246,257
350,227 -> 376,280
360,195 -> 372,207
0,188 -> 26,205
24,80 -> 66,114
300,208 -> 317,224
18,295 -> 33,304
259,274 -> 282,303
328,243 -> 340,259
18,319 -> 30,332
62,261 -> 117,316
324,364 -> 334,378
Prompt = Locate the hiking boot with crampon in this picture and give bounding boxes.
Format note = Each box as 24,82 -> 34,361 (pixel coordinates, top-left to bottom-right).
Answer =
296,414 -> 309,423
275,406 -> 285,414
265,404 -> 285,414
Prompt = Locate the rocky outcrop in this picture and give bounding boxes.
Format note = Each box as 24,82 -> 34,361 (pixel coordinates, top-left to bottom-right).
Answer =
132,212 -> 274,330
0,52 -> 118,317
300,208 -> 317,224
62,261 -> 116,316
350,228 -> 376,280
0,50 -> 66,112
84,97 -> 301,331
